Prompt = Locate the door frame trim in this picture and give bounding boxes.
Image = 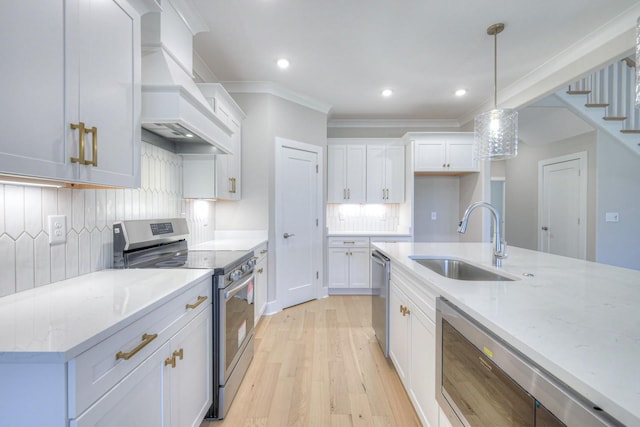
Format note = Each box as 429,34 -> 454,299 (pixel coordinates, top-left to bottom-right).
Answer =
273,137 -> 325,312
537,151 -> 588,259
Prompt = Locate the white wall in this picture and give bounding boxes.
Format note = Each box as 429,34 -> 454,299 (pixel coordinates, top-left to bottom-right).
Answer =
596,131 -> 640,270
216,92 -> 328,305
503,131 -> 597,258
0,141 -> 215,297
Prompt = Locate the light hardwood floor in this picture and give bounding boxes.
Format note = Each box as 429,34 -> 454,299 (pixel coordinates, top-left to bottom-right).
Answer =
201,295 -> 421,427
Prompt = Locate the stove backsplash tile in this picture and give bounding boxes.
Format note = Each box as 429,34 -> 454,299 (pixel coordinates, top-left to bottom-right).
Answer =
0,142 -> 216,297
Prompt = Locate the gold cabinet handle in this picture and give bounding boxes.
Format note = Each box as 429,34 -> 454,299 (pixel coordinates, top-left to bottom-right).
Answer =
232,177 -> 237,193
260,249 -> 267,255
84,126 -> 98,167
173,348 -> 184,361
165,356 -> 176,368
116,333 -> 158,361
70,122 -> 86,164
258,268 -> 264,274
185,295 -> 208,310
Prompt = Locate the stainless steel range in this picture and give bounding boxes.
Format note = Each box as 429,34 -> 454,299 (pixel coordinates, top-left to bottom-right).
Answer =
113,218 -> 256,420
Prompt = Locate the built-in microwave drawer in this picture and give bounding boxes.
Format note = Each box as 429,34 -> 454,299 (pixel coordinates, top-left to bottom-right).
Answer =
68,277 -> 212,418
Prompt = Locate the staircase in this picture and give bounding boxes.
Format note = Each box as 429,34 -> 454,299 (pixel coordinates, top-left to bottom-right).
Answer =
554,57 -> 640,155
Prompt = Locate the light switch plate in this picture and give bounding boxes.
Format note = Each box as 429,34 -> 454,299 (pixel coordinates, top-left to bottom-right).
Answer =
431,211 -> 437,220
605,212 -> 619,223
48,215 -> 67,245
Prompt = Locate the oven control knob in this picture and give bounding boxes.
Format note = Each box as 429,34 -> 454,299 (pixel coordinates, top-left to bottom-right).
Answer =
229,269 -> 243,281
241,263 -> 251,273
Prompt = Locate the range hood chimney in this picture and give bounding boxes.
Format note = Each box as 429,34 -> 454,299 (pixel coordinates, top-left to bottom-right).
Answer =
141,0 -> 232,154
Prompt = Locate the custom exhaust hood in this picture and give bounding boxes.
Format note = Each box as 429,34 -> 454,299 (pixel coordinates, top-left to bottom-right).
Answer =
140,0 -> 232,154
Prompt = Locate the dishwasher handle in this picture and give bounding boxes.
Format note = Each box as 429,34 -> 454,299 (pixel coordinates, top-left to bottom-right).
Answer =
371,250 -> 390,268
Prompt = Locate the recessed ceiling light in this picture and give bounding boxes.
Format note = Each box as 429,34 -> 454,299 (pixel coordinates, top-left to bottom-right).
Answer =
382,89 -> 393,97
277,58 -> 290,69
455,89 -> 467,97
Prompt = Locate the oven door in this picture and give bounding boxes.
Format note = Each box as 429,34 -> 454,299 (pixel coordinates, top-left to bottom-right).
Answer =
219,272 -> 255,383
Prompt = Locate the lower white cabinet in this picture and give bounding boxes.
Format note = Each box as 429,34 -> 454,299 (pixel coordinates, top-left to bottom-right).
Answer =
328,237 -> 370,290
389,263 -> 439,427
0,275 -> 213,427
254,242 -> 268,324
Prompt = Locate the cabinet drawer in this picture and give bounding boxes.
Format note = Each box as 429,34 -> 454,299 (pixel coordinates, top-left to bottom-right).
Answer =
328,237 -> 369,247
68,277 -> 212,417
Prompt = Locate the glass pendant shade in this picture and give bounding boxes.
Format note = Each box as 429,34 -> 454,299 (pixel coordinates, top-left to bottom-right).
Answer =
474,23 -> 518,160
636,16 -> 640,107
474,108 -> 518,160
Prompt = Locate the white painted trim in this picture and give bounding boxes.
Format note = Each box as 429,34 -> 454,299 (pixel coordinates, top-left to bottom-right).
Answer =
328,118 -> 461,128
222,81 -> 333,114
460,3 -> 640,126
274,138 -> 325,311
537,151 -> 588,259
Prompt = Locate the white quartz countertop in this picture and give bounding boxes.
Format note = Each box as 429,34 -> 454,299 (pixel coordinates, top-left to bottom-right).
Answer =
190,238 -> 267,251
372,242 -> 640,427
0,269 -> 213,363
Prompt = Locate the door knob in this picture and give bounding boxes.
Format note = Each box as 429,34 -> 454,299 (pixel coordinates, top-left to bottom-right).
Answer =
283,233 -> 295,239
541,226 -> 549,231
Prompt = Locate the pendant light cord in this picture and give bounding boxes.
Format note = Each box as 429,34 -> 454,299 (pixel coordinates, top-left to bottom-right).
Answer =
493,29 -> 498,109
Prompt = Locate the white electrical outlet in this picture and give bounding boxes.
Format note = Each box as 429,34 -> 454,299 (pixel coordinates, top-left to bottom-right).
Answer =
48,215 -> 67,245
431,211 -> 437,220
605,212 -> 619,223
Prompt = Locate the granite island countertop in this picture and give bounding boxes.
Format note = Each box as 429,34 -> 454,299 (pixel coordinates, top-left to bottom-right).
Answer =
371,242 -> 640,427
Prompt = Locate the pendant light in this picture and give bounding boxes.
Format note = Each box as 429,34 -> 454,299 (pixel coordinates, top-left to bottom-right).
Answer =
474,23 -> 518,160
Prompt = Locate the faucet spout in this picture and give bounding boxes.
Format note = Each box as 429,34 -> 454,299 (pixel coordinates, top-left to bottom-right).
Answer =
458,201 -> 507,266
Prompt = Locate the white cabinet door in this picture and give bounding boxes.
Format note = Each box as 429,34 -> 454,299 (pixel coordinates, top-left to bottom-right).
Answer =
385,145 -> 405,203
366,145 -> 387,203
414,140 -> 447,170
389,281 -> 409,385
254,244 -> 268,323
327,145 -> 366,203
446,133 -> 477,172
74,0 -> 140,187
328,247 -> 350,288
348,247 -> 370,288
0,0 -> 70,181
409,303 -> 438,427
182,155 -> 216,199
71,342 -> 170,427
0,0 -> 140,187
366,144 -> 405,203
169,306 -> 213,427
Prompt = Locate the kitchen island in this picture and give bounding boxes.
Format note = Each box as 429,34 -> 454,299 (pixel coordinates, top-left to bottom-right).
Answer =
372,242 -> 640,427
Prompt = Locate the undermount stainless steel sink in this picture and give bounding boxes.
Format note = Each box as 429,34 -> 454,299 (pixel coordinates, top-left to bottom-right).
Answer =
410,257 -> 514,281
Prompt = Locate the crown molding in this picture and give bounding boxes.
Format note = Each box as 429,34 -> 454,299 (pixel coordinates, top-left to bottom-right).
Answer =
327,118 -> 461,128
221,81 -> 333,114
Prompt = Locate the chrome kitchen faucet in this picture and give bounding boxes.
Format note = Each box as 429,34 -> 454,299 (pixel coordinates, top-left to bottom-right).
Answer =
458,201 -> 507,267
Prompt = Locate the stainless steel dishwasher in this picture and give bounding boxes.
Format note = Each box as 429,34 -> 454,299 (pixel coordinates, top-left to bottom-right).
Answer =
371,250 -> 391,357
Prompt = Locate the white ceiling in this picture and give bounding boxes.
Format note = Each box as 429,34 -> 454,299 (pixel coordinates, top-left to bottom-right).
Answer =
191,0 -> 640,122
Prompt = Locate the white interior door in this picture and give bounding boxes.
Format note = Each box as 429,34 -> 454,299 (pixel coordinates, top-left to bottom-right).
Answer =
276,139 -> 322,309
538,153 -> 587,259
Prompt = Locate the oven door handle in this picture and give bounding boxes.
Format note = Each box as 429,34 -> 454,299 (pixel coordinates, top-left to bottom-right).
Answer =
224,274 -> 254,300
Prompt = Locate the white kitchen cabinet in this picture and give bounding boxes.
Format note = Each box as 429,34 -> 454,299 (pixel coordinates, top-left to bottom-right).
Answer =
0,0 -> 142,188
197,83 -> 245,201
327,144 -> 367,203
327,237 -> 370,290
254,242 -> 268,324
0,274 -> 213,427
366,144 -> 405,203
389,263 -> 439,427
413,133 -> 478,173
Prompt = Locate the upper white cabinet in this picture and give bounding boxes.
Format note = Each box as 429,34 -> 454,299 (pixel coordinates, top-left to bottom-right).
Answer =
327,144 -> 367,203
197,84 -> 245,201
412,133 -> 478,173
366,144 -> 405,203
0,0 -> 142,188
